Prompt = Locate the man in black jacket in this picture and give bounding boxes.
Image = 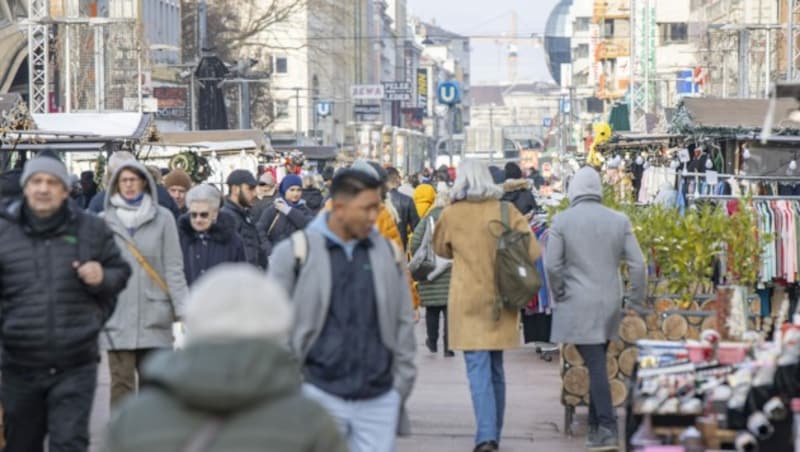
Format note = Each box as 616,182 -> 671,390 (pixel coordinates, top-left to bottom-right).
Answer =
0,155 -> 131,452
385,166 -> 419,250
221,169 -> 264,268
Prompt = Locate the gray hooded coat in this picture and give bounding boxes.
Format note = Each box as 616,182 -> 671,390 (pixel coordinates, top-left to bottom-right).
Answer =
545,167 -> 647,344
102,161 -> 188,350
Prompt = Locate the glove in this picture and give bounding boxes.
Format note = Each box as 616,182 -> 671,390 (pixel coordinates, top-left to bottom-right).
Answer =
275,199 -> 291,215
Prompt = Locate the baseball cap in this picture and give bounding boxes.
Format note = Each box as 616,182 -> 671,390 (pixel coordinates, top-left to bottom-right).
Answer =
226,169 -> 257,187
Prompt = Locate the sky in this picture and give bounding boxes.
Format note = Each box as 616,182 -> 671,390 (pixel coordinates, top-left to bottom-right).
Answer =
407,0 -> 563,85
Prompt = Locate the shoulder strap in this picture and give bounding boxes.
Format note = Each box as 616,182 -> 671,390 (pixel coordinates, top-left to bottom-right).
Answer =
123,238 -> 171,297
386,238 -> 404,269
266,211 -> 282,238
500,201 -> 510,228
290,230 -> 308,279
182,417 -> 223,452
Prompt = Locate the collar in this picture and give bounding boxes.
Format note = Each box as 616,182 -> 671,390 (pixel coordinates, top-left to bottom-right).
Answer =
308,212 -> 375,260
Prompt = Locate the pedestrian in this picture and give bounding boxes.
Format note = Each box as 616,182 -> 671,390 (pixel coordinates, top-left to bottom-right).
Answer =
103,264 -> 348,452
410,186 -> 454,357
386,166 -> 420,250
69,174 -> 86,208
101,160 -> 189,407
88,152 -> 180,218
546,166 -> 646,451
251,171 -> 278,222
221,169 -> 264,268
268,167 -> 417,452
412,182 -> 436,218
433,160 -> 540,452
257,173 -> 313,257
163,168 -> 193,215
0,155 -> 131,452
301,174 -> 325,215
178,184 -> 246,286
79,171 -> 98,208
501,162 -> 538,218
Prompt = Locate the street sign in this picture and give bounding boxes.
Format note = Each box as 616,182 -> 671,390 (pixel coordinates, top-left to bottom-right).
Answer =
351,84 -> 385,100
316,101 -> 333,117
437,81 -> 461,105
353,104 -> 381,116
542,117 -> 552,128
383,81 -> 412,101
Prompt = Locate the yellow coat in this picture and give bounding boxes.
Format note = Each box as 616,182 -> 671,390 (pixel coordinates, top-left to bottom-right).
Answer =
413,184 -> 436,218
434,199 -> 540,350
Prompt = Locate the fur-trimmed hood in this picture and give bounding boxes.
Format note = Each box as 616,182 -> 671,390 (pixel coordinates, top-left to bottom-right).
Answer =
503,178 -> 532,193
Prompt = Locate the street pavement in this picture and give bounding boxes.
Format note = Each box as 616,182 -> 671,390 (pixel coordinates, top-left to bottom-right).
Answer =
89,318 -> 593,452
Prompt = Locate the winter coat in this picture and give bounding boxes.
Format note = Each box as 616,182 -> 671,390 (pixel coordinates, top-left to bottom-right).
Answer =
221,199 -> 264,268
433,199 -> 540,350
501,178 -> 537,216
0,199 -> 131,370
409,207 -> 451,307
89,185 -> 180,218
545,167 -> 647,345
256,202 -> 313,254
177,212 -> 247,286
302,188 -> 324,215
389,189 -> 420,250
250,193 -> 277,224
103,339 -> 348,452
268,218 -> 416,436
102,161 -> 189,350
413,184 -> 436,218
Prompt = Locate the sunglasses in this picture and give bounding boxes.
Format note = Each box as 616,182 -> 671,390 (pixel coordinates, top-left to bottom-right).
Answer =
190,212 -> 210,219
258,182 -> 274,187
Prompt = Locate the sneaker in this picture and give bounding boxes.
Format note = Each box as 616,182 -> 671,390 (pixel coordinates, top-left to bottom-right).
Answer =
444,350 -> 455,357
425,338 -> 437,353
585,424 -> 598,448
473,440 -> 499,452
586,426 -> 618,451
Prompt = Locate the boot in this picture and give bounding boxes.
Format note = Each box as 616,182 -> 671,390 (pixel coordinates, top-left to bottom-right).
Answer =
425,338 -> 437,353
585,424 -> 598,448
586,426 -> 618,451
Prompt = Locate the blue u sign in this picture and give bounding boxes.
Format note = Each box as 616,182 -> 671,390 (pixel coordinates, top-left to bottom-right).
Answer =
437,81 -> 461,105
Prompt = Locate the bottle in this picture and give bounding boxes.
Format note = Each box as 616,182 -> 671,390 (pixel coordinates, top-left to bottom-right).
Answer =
792,398 -> 800,452
680,426 -> 704,452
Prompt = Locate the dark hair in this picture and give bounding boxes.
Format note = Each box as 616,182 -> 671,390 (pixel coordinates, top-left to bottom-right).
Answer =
331,169 -> 382,199
385,166 -> 401,182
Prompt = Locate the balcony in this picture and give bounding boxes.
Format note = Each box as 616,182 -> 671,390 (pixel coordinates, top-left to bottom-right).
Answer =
595,37 -> 629,60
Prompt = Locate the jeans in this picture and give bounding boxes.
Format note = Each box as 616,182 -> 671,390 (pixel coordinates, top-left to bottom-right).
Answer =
2,362 -> 98,452
108,348 -> 159,408
425,306 -> 449,351
302,383 -> 401,452
464,351 -> 505,444
576,343 -> 615,430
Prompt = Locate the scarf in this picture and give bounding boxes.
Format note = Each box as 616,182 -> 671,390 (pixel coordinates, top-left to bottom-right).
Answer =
22,201 -> 70,237
110,192 -> 154,235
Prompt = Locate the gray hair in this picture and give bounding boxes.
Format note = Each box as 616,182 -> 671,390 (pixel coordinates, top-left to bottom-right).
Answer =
433,186 -> 452,209
186,183 -> 222,210
450,160 -> 503,202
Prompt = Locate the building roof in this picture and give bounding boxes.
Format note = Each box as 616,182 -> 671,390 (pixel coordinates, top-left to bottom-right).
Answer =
417,21 -> 467,41
159,129 -> 269,150
674,97 -> 800,133
471,82 -> 561,106
31,112 -> 154,139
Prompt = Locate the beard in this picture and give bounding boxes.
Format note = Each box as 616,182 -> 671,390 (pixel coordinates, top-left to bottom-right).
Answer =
237,189 -> 251,208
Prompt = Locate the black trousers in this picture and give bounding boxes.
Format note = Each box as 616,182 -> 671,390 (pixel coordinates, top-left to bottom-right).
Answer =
576,343 -> 615,430
425,306 -> 449,351
2,362 -> 98,452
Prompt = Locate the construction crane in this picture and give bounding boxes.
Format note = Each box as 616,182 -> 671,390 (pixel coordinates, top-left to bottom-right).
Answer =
471,11 -> 543,83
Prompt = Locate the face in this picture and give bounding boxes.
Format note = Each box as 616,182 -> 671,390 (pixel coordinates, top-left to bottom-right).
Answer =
331,188 -> 382,240
285,186 -> 302,203
117,169 -> 146,199
24,173 -> 70,217
189,201 -> 218,232
257,182 -> 275,197
236,184 -> 256,207
168,186 -> 187,208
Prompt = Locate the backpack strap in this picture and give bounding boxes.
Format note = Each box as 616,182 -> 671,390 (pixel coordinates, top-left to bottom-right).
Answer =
181,417 -> 223,452
500,201 -> 510,229
386,238 -> 404,271
290,230 -> 308,279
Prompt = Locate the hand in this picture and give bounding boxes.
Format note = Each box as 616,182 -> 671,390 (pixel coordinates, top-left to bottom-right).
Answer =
413,308 -> 420,323
73,261 -> 104,287
274,199 -> 291,215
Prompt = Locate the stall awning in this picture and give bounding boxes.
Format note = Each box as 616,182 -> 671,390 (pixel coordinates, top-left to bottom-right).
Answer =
272,145 -> 338,160
31,112 -> 154,139
672,97 -> 800,135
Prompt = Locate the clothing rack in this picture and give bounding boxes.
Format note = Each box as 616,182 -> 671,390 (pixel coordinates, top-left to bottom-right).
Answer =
688,194 -> 800,201
680,171 -> 800,183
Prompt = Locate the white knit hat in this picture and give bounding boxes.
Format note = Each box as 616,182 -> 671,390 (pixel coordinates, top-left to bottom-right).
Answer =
184,264 -> 293,344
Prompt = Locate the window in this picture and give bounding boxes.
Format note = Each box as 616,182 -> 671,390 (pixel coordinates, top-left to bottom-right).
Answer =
575,17 -> 590,32
274,56 -> 288,74
274,99 -> 289,118
603,19 -> 614,38
574,44 -> 589,59
660,23 -> 688,44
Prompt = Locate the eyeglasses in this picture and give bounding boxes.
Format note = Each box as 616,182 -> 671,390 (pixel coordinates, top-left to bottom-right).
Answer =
190,212 -> 210,219
258,182 -> 274,187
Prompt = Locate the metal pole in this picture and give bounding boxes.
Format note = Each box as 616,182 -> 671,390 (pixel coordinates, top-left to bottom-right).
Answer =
190,72 -> 197,130
198,0 -> 207,52
65,24 -> 71,113
738,29 -> 749,97
137,45 -> 143,113
242,81 -> 251,128
766,28 -> 771,97
489,104 -> 494,164
447,106 -> 453,167
238,83 -> 244,129
295,87 -> 301,144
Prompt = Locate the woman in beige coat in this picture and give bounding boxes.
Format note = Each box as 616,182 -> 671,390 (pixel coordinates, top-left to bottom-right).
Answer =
433,160 -> 540,452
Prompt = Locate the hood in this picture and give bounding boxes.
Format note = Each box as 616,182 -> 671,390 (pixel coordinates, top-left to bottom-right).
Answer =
178,209 -> 237,243
567,167 -> 602,204
503,178 -> 532,193
142,339 -> 300,414
103,160 -> 158,211
413,184 -> 436,217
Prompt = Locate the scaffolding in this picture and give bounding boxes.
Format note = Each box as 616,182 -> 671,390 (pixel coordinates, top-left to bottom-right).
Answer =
27,0 -> 49,113
629,0 -> 655,132
789,0 -> 800,80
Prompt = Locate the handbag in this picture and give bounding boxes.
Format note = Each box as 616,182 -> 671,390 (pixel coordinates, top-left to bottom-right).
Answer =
123,240 -> 171,298
409,216 -> 436,281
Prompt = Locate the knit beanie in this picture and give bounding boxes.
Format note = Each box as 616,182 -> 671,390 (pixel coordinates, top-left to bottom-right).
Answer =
184,264 -> 292,345
279,174 -> 303,197
20,156 -> 71,189
504,162 -> 523,180
163,169 -> 192,190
